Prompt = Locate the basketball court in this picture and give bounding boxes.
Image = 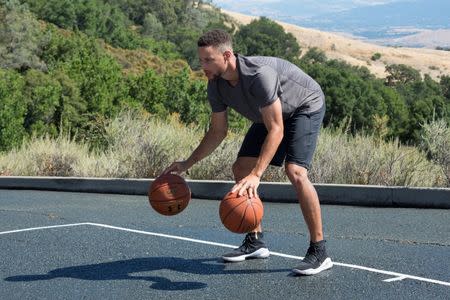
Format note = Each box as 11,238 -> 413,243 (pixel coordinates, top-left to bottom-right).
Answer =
1,189 -> 449,299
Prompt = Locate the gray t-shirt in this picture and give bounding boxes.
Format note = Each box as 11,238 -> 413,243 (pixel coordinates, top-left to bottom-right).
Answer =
207,54 -> 324,123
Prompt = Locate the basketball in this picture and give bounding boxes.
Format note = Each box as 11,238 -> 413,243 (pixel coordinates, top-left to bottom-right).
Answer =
148,173 -> 191,216
219,191 -> 264,233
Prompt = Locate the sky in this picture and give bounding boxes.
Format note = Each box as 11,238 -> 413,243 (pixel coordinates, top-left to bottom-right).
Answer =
212,0 -> 410,19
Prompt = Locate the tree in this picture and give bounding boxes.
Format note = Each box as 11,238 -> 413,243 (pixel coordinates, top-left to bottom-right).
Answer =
0,0 -> 48,72
54,33 -> 127,116
141,12 -> 165,40
301,56 -> 413,140
441,75 -> 450,100
234,17 -> 301,62
440,75 -> 450,120
77,1 -> 140,49
184,79 -> 209,127
373,81 -> 409,139
0,69 -> 27,151
22,0 -> 141,50
30,0 -> 77,29
385,64 -> 421,86
300,47 -> 327,65
52,70 -> 87,136
128,69 -> 168,117
167,26 -> 201,68
163,68 -> 191,117
395,75 -> 447,142
22,69 -> 61,136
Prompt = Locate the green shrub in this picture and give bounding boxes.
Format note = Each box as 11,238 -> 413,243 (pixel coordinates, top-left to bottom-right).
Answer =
371,52 -> 382,61
0,69 -> 28,152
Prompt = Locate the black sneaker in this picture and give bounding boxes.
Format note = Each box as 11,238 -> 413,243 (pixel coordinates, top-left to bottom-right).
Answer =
222,232 -> 270,262
292,240 -> 333,275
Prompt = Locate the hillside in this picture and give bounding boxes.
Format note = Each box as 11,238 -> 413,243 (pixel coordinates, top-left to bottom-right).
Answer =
378,29 -> 450,49
221,9 -> 450,80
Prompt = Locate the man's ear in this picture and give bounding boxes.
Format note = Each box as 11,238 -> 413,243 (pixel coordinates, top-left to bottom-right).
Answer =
223,50 -> 233,60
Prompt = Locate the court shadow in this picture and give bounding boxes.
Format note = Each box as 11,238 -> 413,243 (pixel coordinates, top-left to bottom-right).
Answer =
5,257 -> 289,291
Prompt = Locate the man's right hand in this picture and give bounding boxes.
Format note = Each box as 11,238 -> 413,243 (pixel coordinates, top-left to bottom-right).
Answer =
162,160 -> 190,175
161,112 -> 228,176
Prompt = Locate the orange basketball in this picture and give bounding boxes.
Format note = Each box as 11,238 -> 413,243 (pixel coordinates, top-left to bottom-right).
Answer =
148,173 -> 191,216
219,192 -> 264,233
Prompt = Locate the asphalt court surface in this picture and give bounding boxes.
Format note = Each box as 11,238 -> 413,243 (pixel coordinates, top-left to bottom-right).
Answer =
1,190 -> 449,299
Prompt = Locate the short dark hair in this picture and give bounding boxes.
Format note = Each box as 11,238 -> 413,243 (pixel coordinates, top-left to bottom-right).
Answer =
197,29 -> 233,51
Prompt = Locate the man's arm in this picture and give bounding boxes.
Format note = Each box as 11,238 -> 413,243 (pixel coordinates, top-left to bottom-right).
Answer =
252,98 -> 284,178
163,111 -> 228,174
233,98 -> 284,197
185,111 -> 228,168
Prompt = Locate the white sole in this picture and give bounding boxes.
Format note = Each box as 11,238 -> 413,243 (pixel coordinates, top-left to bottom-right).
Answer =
222,248 -> 270,262
292,257 -> 333,275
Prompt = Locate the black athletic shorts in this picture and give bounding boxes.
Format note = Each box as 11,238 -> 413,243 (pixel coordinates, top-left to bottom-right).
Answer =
237,104 -> 325,170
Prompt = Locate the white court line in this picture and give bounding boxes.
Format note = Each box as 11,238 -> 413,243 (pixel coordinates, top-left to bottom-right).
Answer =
1,222 -> 449,287
0,223 -> 89,235
384,276 -> 407,282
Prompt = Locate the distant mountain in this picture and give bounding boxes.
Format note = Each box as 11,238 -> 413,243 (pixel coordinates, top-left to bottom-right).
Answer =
222,9 -> 450,80
218,0 -> 450,48
294,0 -> 450,43
376,29 -> 450,48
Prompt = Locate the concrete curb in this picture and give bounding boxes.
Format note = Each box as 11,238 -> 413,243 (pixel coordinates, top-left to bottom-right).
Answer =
0,176 -> 449,209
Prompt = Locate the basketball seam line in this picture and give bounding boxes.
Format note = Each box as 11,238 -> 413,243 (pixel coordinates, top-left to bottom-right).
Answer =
237,203 -> 249,233
251,201 -> 257,232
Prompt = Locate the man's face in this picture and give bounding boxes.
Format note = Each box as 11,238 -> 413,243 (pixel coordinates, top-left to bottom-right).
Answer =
198,46 -> 227,80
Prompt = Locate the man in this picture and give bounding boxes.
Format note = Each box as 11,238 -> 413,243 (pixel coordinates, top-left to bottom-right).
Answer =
163,29 -> 332,275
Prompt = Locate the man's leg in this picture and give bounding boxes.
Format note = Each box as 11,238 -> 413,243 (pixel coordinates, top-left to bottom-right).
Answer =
285,163 -> 322,242
283,103 -> 332,275
286,163 -> 332,275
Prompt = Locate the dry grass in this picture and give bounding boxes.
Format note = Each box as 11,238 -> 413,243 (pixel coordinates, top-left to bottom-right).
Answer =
420,120 -> 450,186
311,128 -> 446,186
78,110 -> 200,178
0,109 -> 447,187
101,42 -> 205,79
0,135 -> 90,177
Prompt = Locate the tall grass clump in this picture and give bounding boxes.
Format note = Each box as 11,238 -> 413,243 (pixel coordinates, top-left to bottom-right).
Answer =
310,127 -> 446,187
420,119 -> 450,186
76,110 -> 200,178
189,133 -> 242,181
0,109 -> 447,187
0,109 -> 242,179
75,109 -> 241,179
0,135 -> 90,176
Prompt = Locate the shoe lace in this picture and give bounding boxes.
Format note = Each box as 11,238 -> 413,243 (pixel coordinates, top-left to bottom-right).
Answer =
237,233 -> 253,252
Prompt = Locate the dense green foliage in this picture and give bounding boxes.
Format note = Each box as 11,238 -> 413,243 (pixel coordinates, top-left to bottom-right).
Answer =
0,0 -> 449,155
300,53 -> 449,141
234,17 -> 301,62
0,0 -> 215,151
0,69 -> 27,151
17,0 -> 234,66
